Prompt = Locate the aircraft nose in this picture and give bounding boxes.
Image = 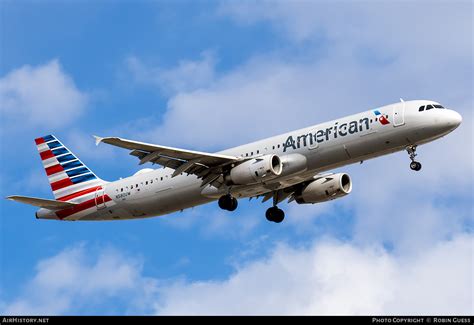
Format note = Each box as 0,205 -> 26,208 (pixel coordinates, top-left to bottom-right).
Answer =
446,110 -> 462,128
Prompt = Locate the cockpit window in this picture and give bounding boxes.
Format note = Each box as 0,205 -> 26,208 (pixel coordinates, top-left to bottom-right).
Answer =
420,104 -> 445,112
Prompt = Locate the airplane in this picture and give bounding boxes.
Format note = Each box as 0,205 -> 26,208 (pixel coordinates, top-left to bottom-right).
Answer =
7,100 -> 462,223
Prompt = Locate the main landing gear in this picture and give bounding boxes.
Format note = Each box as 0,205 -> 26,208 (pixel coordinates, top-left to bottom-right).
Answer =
406,145 -> 422,171
218,193 -> 285,223
265,192 -> 285,223
265,206 -> 285,223
218,194 -> 238,211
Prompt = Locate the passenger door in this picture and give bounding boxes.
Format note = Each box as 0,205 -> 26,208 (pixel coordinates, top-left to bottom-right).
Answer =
393,103 -> 405,126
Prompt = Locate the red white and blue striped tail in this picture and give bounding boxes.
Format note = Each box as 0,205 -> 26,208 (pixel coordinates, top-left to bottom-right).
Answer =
34,135 -> 106,201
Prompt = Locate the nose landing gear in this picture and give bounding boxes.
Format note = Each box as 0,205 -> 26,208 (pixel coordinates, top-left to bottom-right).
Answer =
407,145 -> 422,171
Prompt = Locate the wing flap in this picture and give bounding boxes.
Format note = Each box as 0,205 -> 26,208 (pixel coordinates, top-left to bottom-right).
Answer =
95,136 -> 243,187
7,195 -> 78,210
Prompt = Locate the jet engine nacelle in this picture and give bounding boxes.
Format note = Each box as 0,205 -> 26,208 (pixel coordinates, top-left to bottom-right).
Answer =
295,173 -> 352,204
279,153 -> 308,177
229,154 -> 282,185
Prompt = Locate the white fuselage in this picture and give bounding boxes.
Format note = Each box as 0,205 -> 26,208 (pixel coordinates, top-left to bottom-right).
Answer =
37,100 -> 462,220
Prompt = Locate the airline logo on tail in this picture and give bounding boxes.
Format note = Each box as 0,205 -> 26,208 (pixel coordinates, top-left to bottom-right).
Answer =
373,110 -> 390,125
35,135 -> 104,201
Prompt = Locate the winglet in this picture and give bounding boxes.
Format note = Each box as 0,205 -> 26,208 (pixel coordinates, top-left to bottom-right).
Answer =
93,135 -> 104,146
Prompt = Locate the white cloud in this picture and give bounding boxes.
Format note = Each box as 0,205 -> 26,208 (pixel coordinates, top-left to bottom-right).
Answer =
120,1 -> 472,151
2,244 -> 153,315
155,234 -> 473,315
134,51 -> 471,160
2,235 -> 472,315
220,1 -> 472,64
0,60 -> 88,129
126,51 -> 216,95
136,56 -> 386,149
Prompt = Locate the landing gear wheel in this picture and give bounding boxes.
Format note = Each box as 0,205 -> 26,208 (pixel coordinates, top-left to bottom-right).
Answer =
265,207 -> 275,222
218,194 -> 238,211
265,206 -> 285,223
228,197 -> 238,211
218,195 -> 230,210
273,209 -> 285,223
416,162 -> 422,171
410,161 -> 422,171
406,145 -> 422,171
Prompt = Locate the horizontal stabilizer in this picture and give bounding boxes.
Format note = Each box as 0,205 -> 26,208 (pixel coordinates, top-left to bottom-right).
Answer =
7,195 -> 78,210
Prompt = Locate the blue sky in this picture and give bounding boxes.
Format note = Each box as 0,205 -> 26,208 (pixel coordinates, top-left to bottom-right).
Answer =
0,0 -> 472,315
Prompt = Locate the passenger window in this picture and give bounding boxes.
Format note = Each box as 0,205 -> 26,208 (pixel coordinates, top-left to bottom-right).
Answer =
272,146 -> 275,150
136,184 -> 138,187
251,152 -> 253,155
146,181 -> 148,185
161,177 -> 163,181
278,144 -> 280,148
151,179 -> 153,184
257,150 -> 259,154
131,185 -> 133,189
121,188 -> 123,192
419,106 -> 425,112
426,105 -> 434,110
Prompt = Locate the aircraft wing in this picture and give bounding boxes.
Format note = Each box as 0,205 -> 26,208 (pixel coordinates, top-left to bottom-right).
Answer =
7,195 -> 78,210
94,136 -> 242,187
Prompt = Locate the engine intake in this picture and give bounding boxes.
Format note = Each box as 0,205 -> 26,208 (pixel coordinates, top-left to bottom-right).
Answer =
229,154 -> 282,185
295,173 -> 352,204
